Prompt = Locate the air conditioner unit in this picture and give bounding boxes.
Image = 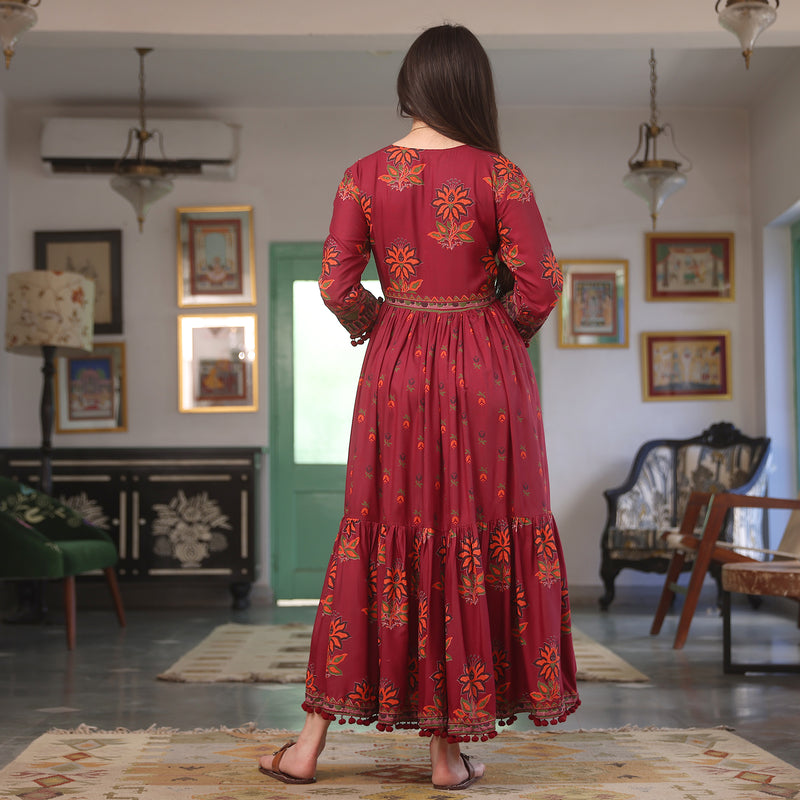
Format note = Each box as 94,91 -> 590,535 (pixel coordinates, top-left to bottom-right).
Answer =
41,117 -> 239,179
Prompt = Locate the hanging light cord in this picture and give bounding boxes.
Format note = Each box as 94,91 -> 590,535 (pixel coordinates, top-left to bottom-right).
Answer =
648,49 -> 659,131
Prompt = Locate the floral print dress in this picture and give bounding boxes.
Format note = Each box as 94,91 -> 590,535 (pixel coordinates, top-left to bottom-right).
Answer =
304,144 -> 580,742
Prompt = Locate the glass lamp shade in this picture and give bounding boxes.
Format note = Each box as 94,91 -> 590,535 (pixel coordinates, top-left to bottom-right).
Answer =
110,167 -> 173,232
718,0 -> 778,68
5,270 -> 95,357
623,161 -> 687,229
0,1 -> 37,69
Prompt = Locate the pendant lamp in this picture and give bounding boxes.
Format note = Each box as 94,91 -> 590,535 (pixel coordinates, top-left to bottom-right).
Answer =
623,50 -> 691,230
110,48 -> 174,232
716,0 -> 779,68
0,0 -> 39,69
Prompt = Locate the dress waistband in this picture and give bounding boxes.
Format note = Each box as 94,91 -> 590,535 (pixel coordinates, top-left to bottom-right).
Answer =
383,291 -> 496,312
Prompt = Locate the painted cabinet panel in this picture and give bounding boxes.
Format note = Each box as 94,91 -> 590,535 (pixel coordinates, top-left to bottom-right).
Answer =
0,447 -> 262,608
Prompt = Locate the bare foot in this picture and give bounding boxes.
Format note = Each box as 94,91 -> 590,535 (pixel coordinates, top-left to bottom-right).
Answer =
430,736 -> 486,787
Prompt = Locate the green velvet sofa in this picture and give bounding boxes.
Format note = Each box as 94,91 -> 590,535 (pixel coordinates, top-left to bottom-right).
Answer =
0,475 -> 125,649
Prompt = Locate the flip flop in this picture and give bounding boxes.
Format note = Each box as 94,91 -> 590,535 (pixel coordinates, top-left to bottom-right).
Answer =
433,753 -> 480,791
258,741 -> 316,785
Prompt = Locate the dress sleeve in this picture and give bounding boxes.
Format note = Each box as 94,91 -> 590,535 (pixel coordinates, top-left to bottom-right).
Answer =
319,166 -> 381,345
490,156 -> 563,346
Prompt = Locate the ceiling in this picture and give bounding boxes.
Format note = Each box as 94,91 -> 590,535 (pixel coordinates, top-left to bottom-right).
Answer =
1,38 -> 798,112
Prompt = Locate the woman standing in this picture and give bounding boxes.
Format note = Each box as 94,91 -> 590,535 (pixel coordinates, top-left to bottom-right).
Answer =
260,23 -> 579,790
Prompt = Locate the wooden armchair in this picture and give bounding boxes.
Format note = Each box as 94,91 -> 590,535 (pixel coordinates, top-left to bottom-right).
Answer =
650,492 -> 800,649
599,422 -> 771,610
0,476 -> 125,649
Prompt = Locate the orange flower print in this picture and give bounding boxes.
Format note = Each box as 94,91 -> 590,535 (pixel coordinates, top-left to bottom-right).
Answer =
382,561 -> 409,628
360,194 -> 373,228
347,680 -> 377,707
492,647 -> 510,683
489,522 -> 511,565
305,665 -> 318,695
380,147 -> 426,191
386,145 -> 420,167
71,287 -> 86,305
385,239 -> 422,290
458,655 -> 491,699
536,520 -> 558,562
535,639 -> 561,683
337,169 -> 360,202
500,241 -> 525,271
325,615 -> 349,677
429,180 -> 475,250
432,180 -> 473,223
384,563 -> 407,606
319,237 -> 340,300
458,537 -> 482,574
327,614 -> 349,656
481,249 -> 498,278
379,678 -> 401,710
485,155 -> 532,202
540,250 -> 563,293
537,557 -> 561,588
514,581 -> 528,616
417,592 -> 429,657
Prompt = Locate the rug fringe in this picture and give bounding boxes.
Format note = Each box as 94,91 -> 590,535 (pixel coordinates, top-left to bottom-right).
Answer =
46,722 -> 737,736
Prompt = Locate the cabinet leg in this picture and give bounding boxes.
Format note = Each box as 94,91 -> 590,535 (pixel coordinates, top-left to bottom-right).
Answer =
230,581 -> 252,610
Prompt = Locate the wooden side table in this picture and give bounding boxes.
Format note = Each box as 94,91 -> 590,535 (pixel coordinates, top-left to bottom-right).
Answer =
721,561 -> 800,674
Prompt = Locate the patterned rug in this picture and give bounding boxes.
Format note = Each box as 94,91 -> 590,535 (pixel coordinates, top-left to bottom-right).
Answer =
157,623 -> 648,684
2,726 -> 798,799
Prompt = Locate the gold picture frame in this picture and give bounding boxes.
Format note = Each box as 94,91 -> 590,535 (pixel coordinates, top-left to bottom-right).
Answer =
641,330 -> 732,401
55,341 -> 127,433
557,259 -> 628,348
178,313 -> 258,413
177,206 -> 256,307
645,232 -> 734,301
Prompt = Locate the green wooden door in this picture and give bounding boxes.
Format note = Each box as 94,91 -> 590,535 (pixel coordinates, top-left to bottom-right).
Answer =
269,241 -> 540,600
269,242 -> 378,600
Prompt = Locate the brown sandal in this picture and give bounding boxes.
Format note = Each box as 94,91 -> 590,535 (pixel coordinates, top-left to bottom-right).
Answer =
433,753 -> 479,791
258,741 -> 316,785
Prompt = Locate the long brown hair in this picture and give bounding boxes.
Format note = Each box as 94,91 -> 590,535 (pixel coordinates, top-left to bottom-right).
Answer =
397,24 -> 500,154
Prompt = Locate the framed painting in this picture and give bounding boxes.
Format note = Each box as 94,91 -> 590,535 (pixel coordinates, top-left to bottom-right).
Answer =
557,259 -> 628,348
55,341 -> 127,433
35,229 -> 122,334
178,313 -> 258,412
177,206 -> 256,307
641,331 -> 732,401
646,232 -> 734,301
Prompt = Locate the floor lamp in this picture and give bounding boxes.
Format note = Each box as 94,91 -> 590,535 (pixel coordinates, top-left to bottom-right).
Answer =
4,270 -> 95,621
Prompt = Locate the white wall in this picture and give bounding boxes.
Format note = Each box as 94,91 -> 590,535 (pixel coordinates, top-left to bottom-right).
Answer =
0,91 -> 10,442
750,54 -> 800,540
5,100 -> 758,591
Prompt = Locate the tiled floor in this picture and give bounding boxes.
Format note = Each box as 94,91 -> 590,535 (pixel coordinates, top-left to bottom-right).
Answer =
1,586 -> 798,771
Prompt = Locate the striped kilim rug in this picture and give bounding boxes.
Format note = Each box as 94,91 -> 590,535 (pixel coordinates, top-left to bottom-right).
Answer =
2,726 -> 797,799
157,623 -> 648,683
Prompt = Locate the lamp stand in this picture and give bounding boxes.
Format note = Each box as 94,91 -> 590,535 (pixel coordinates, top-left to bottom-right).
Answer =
40,344 -> 55,496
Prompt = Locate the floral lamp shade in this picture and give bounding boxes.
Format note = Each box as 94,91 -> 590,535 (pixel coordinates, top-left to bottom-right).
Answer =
5,270 -> 95,357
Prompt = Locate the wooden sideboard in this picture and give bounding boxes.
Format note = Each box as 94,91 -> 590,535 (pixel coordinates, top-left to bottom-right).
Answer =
0,447 -> 262,608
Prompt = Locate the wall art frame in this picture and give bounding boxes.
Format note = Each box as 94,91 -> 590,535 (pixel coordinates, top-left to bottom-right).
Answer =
35,229 -> 123,334
177,205 -> 256,307
178,313 -> 258,413
55,341 -> 127,433
557,259 -> 628,348
645,232 -> 734,301
641,330 -> 732,401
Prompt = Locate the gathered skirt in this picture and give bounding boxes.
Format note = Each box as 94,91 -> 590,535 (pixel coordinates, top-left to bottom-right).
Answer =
303,295 -> 580,741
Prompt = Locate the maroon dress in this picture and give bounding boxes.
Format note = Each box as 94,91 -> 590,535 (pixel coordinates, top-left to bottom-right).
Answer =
303,144 -> 580,742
